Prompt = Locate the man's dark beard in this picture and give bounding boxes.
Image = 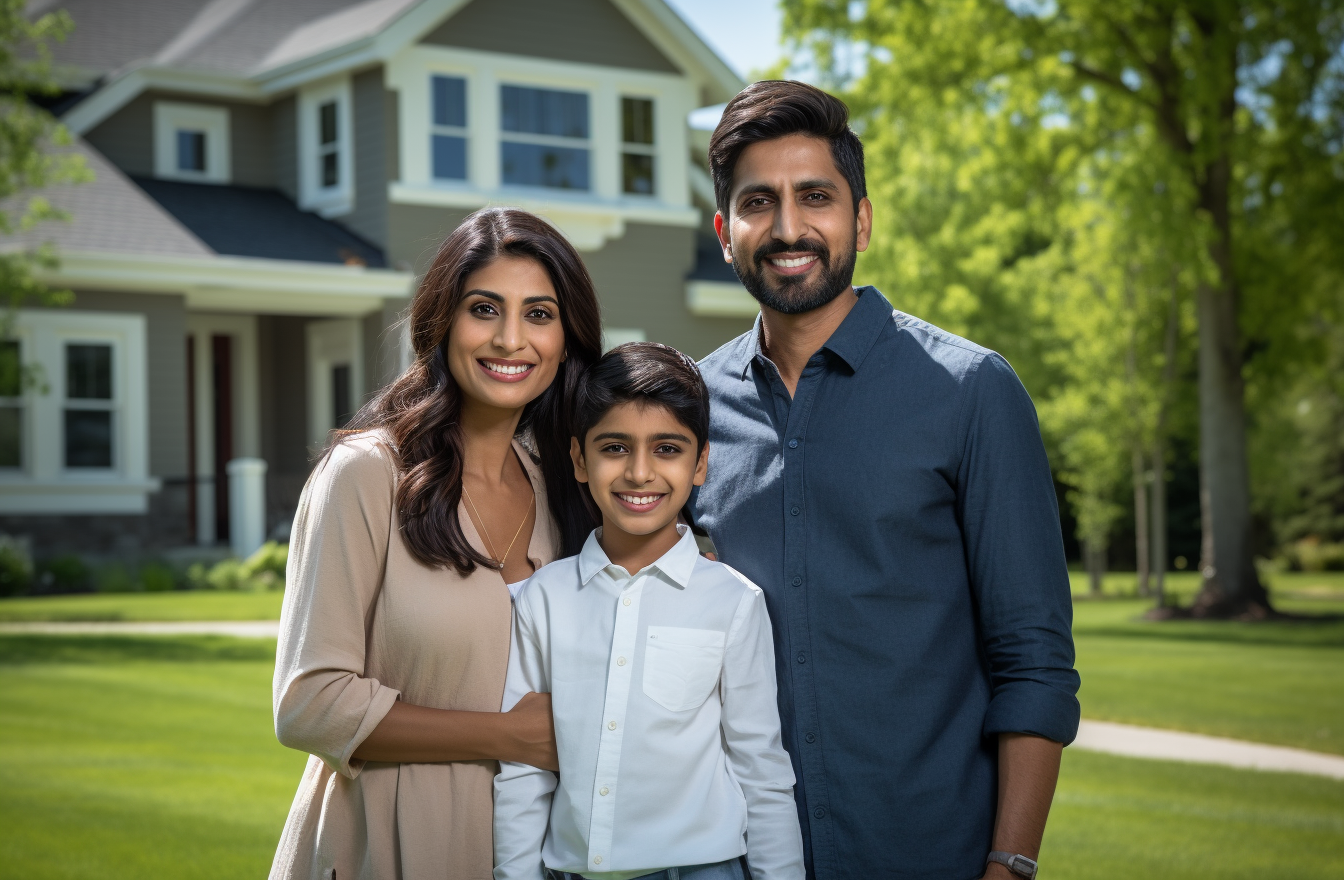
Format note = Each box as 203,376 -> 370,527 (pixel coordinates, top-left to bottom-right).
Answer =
732,235 -> 857,315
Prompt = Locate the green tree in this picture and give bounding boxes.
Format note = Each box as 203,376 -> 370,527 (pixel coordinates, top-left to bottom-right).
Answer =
783,0 -> 1344,615
0,0 -> 84,358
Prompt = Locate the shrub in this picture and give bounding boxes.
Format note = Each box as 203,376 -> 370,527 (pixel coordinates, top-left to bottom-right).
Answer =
205,558 -> 246,591
1281,537 -> 1344,572
139,562 -> 178,592
38,555 -> 90,593
242,541 -> 287,581
95,564 -> 138,593
0,540 -> 33,598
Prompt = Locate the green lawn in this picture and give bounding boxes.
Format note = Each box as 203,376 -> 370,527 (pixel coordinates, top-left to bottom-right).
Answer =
1045,749 -> 1344,879
0,589 -> 285,622
1,634 -> 1340,879
0,636 -> 306,879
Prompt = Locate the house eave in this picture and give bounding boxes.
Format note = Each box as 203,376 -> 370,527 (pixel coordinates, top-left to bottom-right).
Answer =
28,250 -> 416,315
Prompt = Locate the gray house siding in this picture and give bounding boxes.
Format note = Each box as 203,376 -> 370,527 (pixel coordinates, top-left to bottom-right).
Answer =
585,223 -> 752,359
273,95 -> 298,202
84,91 -> 278,189
387,204 -> 475,274
423,0 -> 679,73
343,68 -> 390,248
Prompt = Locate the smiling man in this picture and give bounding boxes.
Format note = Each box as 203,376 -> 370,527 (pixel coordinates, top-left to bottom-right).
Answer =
691,81 -> 1081,880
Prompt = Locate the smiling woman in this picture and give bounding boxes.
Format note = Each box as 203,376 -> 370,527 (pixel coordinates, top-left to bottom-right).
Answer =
268,208 -> 603,880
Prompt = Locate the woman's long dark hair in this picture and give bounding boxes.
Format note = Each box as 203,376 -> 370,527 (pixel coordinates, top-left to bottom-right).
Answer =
336,208 -> 602,574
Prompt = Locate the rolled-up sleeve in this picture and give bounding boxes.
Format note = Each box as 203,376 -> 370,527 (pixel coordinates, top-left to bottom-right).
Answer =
956,353 -> 1081,745
273,440 -> 402,778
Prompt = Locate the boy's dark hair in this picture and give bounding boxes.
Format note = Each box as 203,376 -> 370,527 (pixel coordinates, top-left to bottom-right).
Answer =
708,79 -> 866,217
572,342 -> 710,531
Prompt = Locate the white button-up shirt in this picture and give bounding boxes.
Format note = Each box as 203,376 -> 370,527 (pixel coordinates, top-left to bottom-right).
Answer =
494,526 -> 804,880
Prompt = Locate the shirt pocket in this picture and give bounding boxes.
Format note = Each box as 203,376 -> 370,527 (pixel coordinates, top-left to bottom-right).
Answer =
641,626 -> 726,713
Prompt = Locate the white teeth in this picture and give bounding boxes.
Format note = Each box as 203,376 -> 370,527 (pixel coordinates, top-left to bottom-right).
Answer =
618,494 -> 662,506
770,255 -> 818,268
482,361 -> 531,375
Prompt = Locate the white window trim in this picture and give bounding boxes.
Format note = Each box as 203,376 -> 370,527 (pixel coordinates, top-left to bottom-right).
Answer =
0,310 -> 158,514
298,76 -> 354,217
153,101 -> 231,184
306,318 -> 364,451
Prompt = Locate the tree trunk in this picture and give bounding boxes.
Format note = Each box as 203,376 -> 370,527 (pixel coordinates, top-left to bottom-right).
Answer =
1150,435 -> 1168,608
1191,155 -> 1271,617
1132,447 -> 1150,597
1085,538 -> 1107,597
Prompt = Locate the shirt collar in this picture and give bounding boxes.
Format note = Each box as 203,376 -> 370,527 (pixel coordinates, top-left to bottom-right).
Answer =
731,286 -> 890,379
577,524 -> 700,589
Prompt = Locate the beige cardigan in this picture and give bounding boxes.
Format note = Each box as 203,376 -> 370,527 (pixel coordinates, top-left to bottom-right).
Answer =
270,431 -> 559,880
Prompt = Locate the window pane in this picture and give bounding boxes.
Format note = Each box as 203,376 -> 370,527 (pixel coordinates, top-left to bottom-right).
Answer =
177,130 -> 206,172
65,409 -> 112,468
332,364 -> 352,429
622,97 -> 654,145
432,134 -> 467,180
501,142 -> 590,190
622,152 -> 655,195
66,344 -> 112,400
501,86 -> 589,139
432,76 -> 467,128
319,101 -> 338,145
0,406 -> 19,467
322,150 -> 339,187
0,340 -> 18,397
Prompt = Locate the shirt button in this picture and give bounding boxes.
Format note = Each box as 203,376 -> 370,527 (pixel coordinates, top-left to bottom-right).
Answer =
622,596 -> 631,606
805,732 -> 816,743
797,652 -> 806,664
791,576 -> 802,587
814,807 -> 826,819
593,856 -> 603,865
616,656 -> 626,666
788,439 -> 798,448
599,786 -> 610,796
790,506 -> 800,516
608,721 -> 617,730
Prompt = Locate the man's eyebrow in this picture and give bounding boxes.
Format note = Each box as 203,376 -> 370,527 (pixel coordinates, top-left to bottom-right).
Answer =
794,177 -> 840,192
734,182 -> 779,201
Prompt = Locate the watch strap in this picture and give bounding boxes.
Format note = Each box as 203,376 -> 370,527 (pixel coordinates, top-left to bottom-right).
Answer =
987,851 -> 1039,879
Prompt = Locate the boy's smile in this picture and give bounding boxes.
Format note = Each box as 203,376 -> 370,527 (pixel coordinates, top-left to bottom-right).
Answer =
570,400 -> 708,572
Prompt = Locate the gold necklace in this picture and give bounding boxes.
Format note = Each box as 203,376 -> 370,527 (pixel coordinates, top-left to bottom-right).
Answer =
462,482 -> 534,569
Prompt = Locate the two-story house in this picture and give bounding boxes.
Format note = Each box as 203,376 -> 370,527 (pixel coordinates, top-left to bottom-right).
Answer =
1,0 -> 756,559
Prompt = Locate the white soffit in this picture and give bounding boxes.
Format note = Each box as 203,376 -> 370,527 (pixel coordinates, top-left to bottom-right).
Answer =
686,280 -> 758,318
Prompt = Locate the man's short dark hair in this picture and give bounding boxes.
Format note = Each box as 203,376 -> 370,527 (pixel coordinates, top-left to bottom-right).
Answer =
708,80 -> 866,217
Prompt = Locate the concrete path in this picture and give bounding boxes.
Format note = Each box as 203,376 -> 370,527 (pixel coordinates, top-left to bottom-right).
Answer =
0,620 -> 281,638
1072,719 -> 1344,780
4,622 -> 1343,780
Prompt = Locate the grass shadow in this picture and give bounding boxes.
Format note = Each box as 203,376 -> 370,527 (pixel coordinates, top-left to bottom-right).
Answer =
0,634 -> 278,665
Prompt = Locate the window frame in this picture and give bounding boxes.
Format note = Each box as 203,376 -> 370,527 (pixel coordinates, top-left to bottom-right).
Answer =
153,101 -> 231,184
0,337 -> 25,471
298,77 -> 354,216
0,310 -> 155,514
498,83 -> 593,192
620,94 -> 657,197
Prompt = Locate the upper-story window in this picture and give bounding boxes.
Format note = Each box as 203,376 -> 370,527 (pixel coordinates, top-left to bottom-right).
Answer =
299,78 -> 353,216
319,101 -> 340,188
621,97 -> 656,196
431,75 -> 468,181
154,102 -> 230,183
500,85 -> 590,191
0,339 -> 20,469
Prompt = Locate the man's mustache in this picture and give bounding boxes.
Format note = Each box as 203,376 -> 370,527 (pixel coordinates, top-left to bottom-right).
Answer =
750,238 -> 830,267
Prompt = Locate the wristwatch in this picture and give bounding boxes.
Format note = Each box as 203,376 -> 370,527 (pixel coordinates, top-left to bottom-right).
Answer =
987,851 -> 1038,879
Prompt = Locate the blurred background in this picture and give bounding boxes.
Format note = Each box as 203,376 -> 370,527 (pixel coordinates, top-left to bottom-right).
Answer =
1,1 -> 1341,878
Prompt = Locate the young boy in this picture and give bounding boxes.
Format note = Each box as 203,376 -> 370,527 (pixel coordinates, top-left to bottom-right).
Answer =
494,343 -> 804,880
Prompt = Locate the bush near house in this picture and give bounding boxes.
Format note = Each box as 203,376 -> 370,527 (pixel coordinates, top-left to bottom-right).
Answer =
0,540 -> 288,597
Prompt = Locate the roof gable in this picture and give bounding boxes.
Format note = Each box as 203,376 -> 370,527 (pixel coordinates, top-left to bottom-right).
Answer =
420,0 -> 678,74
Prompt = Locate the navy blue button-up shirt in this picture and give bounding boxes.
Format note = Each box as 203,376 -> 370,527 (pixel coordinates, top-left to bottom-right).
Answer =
693,287 -> 1080,879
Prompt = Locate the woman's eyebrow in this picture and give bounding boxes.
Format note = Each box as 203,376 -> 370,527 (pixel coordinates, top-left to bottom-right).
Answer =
466,289 -> 503,302
523,295 -> 559,305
